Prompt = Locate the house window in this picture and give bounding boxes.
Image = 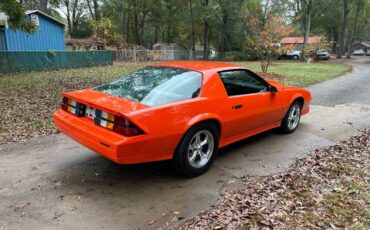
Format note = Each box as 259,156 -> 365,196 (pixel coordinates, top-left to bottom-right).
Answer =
0,12 -> 8,28
30,14 -> 39,28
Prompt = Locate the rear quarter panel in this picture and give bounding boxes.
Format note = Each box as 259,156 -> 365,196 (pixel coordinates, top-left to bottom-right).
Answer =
126,71 -> 228,160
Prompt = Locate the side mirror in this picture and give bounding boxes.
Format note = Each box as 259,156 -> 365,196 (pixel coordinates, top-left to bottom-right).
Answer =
268,85 -> 278,93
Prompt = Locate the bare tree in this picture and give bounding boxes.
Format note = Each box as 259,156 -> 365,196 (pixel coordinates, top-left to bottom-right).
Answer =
294,0 -> 313,61
189,0 -> 195,59
39,0 -> 48,12
86,0 -> 100,21
129,0 -> 152,45
201,0 -> 210,60
337,0 -> 351,58
60,0 -> 87,37
346,0 -> 363,58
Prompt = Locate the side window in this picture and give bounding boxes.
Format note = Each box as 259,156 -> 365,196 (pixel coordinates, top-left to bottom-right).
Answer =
218,70 -> 268,96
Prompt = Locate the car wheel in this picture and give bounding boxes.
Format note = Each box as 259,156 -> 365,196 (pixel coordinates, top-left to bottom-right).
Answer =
173,122 -> 219,177
293,55 -> 299,60
280,101 -> 302,134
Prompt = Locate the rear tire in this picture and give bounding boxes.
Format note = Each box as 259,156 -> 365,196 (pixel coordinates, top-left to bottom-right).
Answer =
173,123 -> 219,177
280,101 -> 302,134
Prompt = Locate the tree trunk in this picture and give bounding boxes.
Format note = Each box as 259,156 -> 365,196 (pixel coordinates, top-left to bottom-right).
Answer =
140,22 -> 145,46
65,0 -> 72,36
39,0 -> 48,13
189,0 -> 195,59
165,1 -> 173,43
337,0 -> 350,59
93,0 -> 100,20
300,0 -> 312,61
331,29 -> 338,54
119,0 -> 125,37
219,13 -> 228,60
203,20 -> 210,60
133,11 -> 140,44
154,25 -> 159,44
346,0 -> 360,58
201,0 -> 210,60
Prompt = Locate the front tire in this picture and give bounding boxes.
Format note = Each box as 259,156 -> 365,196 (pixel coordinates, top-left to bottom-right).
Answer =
280,101 -> 302,133
173,123 -> 219,177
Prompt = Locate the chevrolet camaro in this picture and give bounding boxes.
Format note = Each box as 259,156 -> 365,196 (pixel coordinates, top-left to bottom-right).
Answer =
53,61 -> 312,177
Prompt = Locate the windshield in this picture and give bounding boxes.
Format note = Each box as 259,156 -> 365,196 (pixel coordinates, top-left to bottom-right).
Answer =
94,66 -> 202,106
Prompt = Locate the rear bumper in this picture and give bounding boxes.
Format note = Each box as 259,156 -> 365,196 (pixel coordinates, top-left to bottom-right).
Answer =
53,109 -> 172,164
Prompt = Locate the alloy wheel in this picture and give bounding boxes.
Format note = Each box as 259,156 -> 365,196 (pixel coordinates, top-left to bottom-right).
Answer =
288,104 -> 301,130
187,130 -> 214,168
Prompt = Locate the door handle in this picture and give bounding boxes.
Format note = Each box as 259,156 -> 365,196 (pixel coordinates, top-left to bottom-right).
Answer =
232,104 -> 243,109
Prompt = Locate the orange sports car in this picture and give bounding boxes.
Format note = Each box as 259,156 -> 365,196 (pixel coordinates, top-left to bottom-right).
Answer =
53,61 -> 311,177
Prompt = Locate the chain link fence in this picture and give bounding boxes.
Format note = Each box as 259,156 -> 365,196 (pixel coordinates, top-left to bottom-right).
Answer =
0,50 -> 113,73
114,49 -> 218,62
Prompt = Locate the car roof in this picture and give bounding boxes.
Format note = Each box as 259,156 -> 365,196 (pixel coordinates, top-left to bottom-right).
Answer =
152,61 -> 242,72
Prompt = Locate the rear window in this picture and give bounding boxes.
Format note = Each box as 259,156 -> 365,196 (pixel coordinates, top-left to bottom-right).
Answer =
94,66 -> 202,106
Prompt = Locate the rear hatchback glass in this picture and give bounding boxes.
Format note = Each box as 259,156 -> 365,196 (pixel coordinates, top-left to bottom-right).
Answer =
94,66 -> 202,106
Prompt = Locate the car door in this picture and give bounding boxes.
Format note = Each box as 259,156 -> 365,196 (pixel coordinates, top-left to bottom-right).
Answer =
218,69 -> 283,138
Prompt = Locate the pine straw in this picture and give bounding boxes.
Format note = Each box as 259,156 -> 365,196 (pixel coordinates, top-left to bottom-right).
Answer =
179,129 -> 370,229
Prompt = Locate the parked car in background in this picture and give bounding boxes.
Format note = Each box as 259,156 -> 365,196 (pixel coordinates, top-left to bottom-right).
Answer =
278,50 -> 301,60
353,49 -> 366,55
316,49 -> 330,60
53,61 -> 312,177
367,50 -> 370,56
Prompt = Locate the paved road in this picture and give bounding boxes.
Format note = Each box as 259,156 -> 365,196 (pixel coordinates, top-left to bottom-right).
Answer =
1,58 -> 370,230
308,60 -> 370,106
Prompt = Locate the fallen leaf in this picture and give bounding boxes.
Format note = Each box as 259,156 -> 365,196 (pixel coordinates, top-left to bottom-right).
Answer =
147,219 -> 156,225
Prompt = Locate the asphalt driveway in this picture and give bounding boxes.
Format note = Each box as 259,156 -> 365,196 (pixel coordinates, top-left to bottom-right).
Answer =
1,58 -> 370,230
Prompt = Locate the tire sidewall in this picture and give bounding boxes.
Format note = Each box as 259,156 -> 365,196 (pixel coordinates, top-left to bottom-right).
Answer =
173,123 -> 219,177
281,101 -> 302,133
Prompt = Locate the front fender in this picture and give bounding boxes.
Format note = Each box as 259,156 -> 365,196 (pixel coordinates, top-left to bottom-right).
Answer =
282,88 -> 312,114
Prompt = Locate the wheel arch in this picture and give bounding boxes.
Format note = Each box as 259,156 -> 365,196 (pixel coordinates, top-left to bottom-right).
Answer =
172,114 -> 222,160
173,114 -> 222,152
294,96 -> 304,108
185,114 -> 222,136
286,91 -> 306,107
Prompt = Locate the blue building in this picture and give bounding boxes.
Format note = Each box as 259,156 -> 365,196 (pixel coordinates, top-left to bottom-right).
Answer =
0,10 -> 65,51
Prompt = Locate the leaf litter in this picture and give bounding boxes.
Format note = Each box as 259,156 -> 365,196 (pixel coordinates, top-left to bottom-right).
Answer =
0,62 -> 348,145
179,129 -> 370,229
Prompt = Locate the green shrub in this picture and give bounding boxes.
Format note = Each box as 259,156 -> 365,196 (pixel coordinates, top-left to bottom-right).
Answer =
224,51 -> 246,61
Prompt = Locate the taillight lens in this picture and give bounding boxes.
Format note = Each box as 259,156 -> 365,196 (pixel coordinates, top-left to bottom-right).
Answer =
92,109 -> 143,137
61,97 -> 85,116
61,97 -> 69,111
113,116 -> 143,137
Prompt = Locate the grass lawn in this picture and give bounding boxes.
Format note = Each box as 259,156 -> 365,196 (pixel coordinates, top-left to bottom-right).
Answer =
235,61 -> 352,87
0,61 -> 351,144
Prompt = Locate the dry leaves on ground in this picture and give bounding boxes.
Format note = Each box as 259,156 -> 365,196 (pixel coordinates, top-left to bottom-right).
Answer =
180,129 -> 370,230
0,61 -> 351,145
0,63 -> 148,144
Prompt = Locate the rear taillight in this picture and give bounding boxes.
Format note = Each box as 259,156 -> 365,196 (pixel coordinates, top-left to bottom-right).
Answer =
61,97 -> 69,111
61,97 -> 85,116
113,116 -> 143,137
92,110 -> 143,137
61,97 -> 142,137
